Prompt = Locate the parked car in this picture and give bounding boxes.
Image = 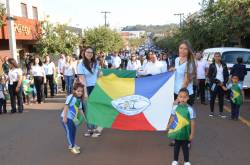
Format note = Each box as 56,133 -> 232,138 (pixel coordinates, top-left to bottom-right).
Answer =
203,47 -> 250,88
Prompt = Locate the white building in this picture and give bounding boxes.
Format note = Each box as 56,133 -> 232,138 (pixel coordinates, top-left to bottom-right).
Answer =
0,0 -> 44,20
121,30 -> 146,39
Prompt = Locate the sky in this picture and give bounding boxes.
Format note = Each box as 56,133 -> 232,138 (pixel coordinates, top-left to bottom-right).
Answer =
42,0 -> 202,29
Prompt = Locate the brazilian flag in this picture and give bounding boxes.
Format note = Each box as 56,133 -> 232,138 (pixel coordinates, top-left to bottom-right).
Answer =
231,84 -> 243,105
168,105 -> 191,140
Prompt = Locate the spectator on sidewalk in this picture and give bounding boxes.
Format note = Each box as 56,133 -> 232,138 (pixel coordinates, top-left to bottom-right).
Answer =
230,57 -> 247,86
63,55 -> 75,95
44,55 -> 56,98
208,52 -> 229,118
0,76 -> 7,114
7,58 -> 24,113
195,52 -> 209,104
31,56 -> 46,104
2,56 -> 9,75
58,54 -> 66,92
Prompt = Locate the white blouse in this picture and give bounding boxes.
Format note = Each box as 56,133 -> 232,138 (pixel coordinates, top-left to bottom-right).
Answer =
44,62 -> 55,75
31,65 -> 45,77
64,63 -> 74,76
8,68 -> 22,85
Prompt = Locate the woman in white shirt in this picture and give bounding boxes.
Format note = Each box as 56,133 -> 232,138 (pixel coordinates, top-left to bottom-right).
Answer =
63,55 -> 75,95
7,58 -> 23,113
126,54 -> 141,71
44,55 -> 55,98
31,56 -> 46,104
169,40 -> 196,106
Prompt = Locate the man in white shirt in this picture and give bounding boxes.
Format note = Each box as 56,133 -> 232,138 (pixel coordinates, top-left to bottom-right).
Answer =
196,52 -> 209,104
140,53 -> 167,76
111,52 -> 121,69
58,54 -> 65,91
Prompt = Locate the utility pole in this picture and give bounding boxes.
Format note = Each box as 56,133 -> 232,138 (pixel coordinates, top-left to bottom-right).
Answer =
174,13 -> 184,28
6,0 -> 17,61
101,11 -> 111,27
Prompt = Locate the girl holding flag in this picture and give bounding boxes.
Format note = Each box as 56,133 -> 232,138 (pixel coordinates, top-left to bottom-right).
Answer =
61,82 -> 85,154
77,47 -> 102,138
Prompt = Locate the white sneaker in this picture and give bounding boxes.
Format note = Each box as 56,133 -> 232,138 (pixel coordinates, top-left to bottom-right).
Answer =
68,145 -> 80,150
70,146 -> 80,154
171,161 -> 178,165
184,162 -> 191,165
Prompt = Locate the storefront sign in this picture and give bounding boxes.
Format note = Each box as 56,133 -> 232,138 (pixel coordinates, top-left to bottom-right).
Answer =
14,23 -> 31,35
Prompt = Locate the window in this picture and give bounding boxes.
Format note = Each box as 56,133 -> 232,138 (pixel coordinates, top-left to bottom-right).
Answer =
32,6 -> 38,20
222,51 -> 250,64
21,3 -> 28,18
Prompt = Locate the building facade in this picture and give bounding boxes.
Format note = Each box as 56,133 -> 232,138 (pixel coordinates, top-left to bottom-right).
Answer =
0,0 -> 43,59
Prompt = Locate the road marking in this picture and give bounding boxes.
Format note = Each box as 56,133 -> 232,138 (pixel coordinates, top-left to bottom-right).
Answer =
224,106 -> 250,127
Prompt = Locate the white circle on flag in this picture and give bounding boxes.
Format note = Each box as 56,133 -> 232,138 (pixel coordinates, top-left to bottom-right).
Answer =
111,95 -> 151,116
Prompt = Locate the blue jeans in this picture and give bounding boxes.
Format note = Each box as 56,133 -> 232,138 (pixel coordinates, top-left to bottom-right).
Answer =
64,75 -> 74,95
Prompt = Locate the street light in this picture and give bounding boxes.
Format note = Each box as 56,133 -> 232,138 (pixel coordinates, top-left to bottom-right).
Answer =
6,0 -> 17,61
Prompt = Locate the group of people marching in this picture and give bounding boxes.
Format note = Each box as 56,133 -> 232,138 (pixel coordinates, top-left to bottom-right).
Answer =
61,41 -> 247,165
0,40 -> 246,165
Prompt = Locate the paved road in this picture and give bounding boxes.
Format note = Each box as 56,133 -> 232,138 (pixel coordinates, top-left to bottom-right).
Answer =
0,95 -> 249,165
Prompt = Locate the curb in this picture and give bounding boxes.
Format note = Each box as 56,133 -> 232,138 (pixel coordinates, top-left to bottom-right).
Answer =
224,106 -> 250,127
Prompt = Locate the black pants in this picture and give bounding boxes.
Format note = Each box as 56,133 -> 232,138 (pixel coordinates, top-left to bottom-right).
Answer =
198,79 -> 206,103
210,85 -> 224,113
231,102 -> 240,119
44,75 -> 54,97
0,98 -> 6,113
60,73 -> 65,91
174,94 -> 194,106
174,140 -> 189,162
34,76 -> 44,103
8,82 -> 23,113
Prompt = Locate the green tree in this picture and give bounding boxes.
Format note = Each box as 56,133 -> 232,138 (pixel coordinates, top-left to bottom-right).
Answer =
37,20 -> 81,57
0,3 -> 6,27
128,37 -> 145,50
84,26 -> 124,52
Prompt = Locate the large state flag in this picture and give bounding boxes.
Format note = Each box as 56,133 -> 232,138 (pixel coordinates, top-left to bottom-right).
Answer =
86,71 -> 175,131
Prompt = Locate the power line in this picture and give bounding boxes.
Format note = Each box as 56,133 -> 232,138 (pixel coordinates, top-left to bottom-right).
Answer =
101,11 -> 111,27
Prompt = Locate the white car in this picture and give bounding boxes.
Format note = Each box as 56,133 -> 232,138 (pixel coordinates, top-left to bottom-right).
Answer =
203,47 -> 250,89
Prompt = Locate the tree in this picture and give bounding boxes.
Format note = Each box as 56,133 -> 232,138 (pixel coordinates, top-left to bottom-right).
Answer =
0,3 -> 6,27
84,26 -> 124,52
36,20 -> 81,57
128,37 -> 145,50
